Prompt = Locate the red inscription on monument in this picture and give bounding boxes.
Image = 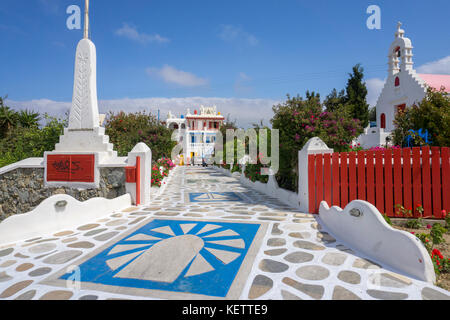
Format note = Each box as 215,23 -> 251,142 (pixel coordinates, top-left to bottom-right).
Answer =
47,154 -> 95,183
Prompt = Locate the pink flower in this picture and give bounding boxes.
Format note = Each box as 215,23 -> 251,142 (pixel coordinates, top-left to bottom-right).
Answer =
427,224 -> 432,229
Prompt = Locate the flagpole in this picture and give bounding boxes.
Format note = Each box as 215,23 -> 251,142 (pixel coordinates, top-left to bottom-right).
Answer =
84,0 -> 89,39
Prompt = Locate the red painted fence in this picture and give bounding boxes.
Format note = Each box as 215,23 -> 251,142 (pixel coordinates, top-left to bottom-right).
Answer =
308,147 -> 450,219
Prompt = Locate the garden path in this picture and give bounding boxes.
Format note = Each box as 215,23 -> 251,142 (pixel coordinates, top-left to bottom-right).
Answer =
0,166 -> 449,300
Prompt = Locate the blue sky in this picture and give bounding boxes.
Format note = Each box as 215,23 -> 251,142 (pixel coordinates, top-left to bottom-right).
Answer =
1,0 -> 449,127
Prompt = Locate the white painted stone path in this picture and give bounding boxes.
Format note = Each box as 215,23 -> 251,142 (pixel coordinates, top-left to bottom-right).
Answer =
0,166 -> 449,300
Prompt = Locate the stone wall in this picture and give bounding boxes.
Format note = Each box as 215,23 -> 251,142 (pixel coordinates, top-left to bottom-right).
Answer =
0,167 -> 126,221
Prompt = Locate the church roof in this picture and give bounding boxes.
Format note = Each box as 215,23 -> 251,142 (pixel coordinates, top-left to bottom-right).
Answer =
418,74 -> 450,92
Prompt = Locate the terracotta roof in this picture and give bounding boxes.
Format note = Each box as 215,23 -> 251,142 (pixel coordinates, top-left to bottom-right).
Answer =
418,74 -> 450,92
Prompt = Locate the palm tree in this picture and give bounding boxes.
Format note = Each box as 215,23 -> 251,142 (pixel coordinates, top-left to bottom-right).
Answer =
17,109 -> 41,128
0,97 -> 18,138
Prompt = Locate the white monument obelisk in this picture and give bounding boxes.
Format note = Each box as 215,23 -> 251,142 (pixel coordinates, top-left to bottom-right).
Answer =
54,0 -> 117,161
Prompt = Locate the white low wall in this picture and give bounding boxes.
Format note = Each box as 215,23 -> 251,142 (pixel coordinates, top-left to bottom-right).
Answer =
0,158 -> 44,175
0,194 -> 132,246
213,166 -> 300,209
319,200 -> 436,283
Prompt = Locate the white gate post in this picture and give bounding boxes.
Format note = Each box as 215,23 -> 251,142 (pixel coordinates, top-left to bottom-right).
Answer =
126,143 -> 152,205
298,137 -> 334,213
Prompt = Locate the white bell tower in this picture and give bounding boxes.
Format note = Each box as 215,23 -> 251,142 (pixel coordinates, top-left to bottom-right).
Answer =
388,22 -> 414,76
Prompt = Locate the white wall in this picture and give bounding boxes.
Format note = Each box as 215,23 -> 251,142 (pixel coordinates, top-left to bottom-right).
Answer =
355,126 -> 392,149
0,194 -> 132,246
319,200 -> 436,283
376,70 -> 427,132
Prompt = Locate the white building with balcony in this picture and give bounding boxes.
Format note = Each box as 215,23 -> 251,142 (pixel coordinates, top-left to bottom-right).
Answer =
166,106 -> 225,165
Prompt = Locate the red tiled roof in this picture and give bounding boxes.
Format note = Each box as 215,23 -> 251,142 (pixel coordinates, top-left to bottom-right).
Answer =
418,74 -> 450,92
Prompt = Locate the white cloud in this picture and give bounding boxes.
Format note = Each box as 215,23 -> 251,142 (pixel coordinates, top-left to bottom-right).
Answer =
147,65 -> 209,87
115,23 -> 170,44
365,77 -> 385,107
219,25 -> 259,46
6,97 -> 280,129
417,56 -> 450,75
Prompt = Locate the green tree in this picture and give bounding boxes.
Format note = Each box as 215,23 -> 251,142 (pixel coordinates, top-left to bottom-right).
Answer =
0,97 -> 18,139
0,114 -> 66,168
368,107 -> 377,123
324,88 -> 346,112
17,109 -> 41,128
345,64 -> 370,128
104,110 -> 176,161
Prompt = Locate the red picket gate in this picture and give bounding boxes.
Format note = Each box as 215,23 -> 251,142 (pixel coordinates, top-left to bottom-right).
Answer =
308,147 -> 450,218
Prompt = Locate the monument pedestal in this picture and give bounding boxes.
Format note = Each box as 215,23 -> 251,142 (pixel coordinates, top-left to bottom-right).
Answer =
54,127 -> 117,163
43,35 -> 120,189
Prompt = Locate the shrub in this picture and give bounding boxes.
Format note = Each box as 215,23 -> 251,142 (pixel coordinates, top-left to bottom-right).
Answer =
416,232 -> 432,252
231,164 -> 241,173
0,114 -> 66,167
393,88 -> 450,147
382,214 -> 392,226
430,223 -> 447,248
406,219 -> 424,229
157,157 -> 175,172
151,164 -> 163,187
244,154 -> 269,184
394,204 -> 412,218
431,249 -> 450,275
105,111 -> 176,160
271,93 -> 363,191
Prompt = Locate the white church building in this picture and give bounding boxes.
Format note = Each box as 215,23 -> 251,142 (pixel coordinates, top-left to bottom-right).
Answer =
166,106 -> 225,164
357,22 -> 450,148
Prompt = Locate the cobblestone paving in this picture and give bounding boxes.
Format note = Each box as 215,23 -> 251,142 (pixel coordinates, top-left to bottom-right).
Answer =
0,166 -> 449,300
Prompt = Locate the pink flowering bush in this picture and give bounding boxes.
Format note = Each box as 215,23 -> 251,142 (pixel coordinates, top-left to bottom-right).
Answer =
271,93 -> 364,191
157,157 -> 176,172
151,164 -> 163,187
151,158 -> 175,187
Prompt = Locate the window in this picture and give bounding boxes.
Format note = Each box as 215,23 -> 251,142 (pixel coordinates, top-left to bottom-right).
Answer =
395,77 -> 400,87
380,113 -> 386,129
397,104 -> 406,113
